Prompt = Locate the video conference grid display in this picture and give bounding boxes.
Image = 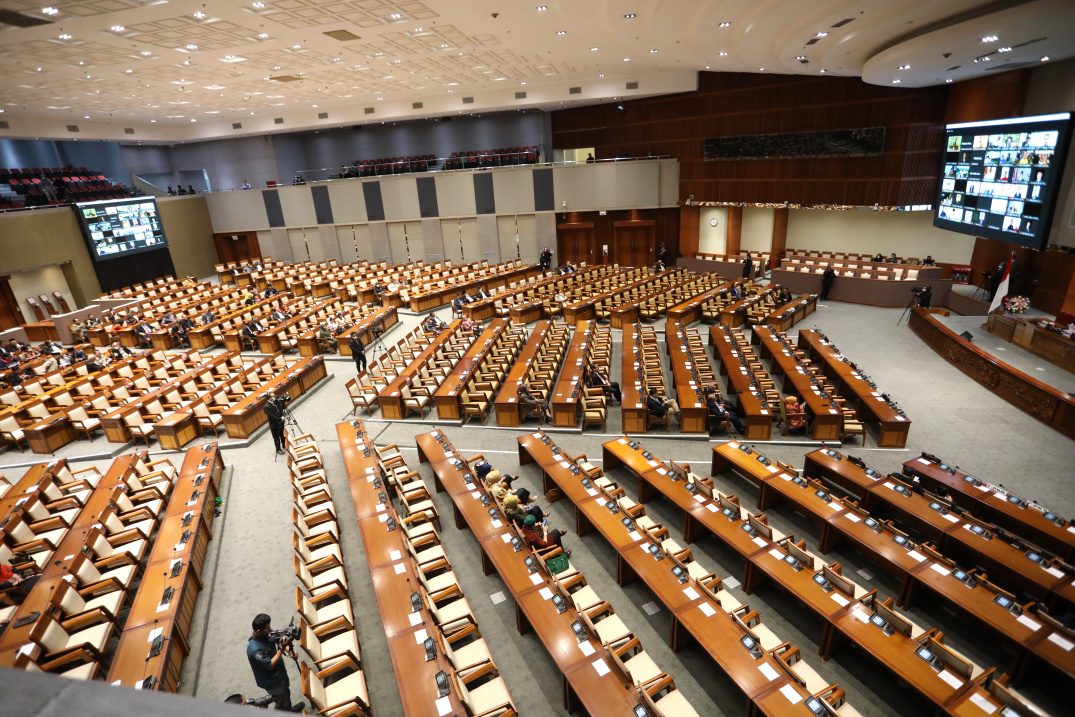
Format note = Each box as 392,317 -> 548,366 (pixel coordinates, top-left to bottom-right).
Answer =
77,198 -> 168,260
934,113 -> 1071,250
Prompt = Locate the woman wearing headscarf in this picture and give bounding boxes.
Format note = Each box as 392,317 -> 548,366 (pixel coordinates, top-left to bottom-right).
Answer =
521,514 -> 569,556
485,470 -> 509,501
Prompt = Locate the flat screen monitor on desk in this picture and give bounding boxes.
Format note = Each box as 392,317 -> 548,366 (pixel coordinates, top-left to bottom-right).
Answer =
822,566 -> 854,597
786,541 -> 815,571
874,600 -> 913,637
934,112 -> 1072,250
747,515 -> 772,540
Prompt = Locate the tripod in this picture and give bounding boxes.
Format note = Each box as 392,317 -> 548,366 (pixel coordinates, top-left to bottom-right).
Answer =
972,272 -> 992,301
897,292 -> 920,326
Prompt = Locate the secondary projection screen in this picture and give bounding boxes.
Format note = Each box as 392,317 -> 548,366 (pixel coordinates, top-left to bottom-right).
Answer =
74,196 -> 168,261
933,112 -> 1071,250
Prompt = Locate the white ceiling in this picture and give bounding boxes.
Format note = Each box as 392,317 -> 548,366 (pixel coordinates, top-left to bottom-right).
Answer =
0,0 -> 1070,143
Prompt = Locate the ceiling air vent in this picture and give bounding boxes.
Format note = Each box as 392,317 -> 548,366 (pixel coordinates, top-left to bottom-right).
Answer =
270,75 -> 302,82
412,102 -> 423,110
318,112 -> 328,119
805,38 -> 819,46
364,107 -> 375,114
462,96 -> 474,104
274,117 -> 284,125
323,29 -> 360,41
515,91 -> 527,99
0,121 -> 9,130
569,86 -> 582,94
626,81 -> 638,90
124,128 -> 135,135
947,65 -> 961,71
66,124 -> 79,132
831,18 -> 855,28
232,122 -> 242,129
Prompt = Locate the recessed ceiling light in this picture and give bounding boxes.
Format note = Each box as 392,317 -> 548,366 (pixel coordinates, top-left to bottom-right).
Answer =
998,47 -> 1012,53
521,81 -> 526,85
796,55 -> 806,60
719,51 -> 728,56
1041,55 -> 1050,62
945,78 -> 953,83
650,49 -> 658,53
598,73 -> 604,78
193,11 -> 205,18
390,13 -> 401,19
84,115 -> 90,119
377,96 -> 383,99
898,64 -> 911,70
892,79 -> 901,84
150,119 -> 156,122
253,2 -> 265,7
190,118 -> 197,121
624,14 -> 636,19
759,67 -> 765,71
312,104 -> 317,108
815,32 -> 828,37
623,58 -> 630,61
981,35 -> 998,42
414,27 -> 422,31
448,89 -> 453,92
536,5 -> 547,10
42,7 -> 58,15
186,44 -> 198,49
258,33 -> 269,38
557,31 -> 566,35
719,22 -> 731,28
590,47 -> 598,51
820,69 -> 827,73
141,51 -> 151,56
59,33 -> 71,40
111,25 -> 124,32
292,44 -> 301,49
125,69 -> 132,73
705,65 -> 710,69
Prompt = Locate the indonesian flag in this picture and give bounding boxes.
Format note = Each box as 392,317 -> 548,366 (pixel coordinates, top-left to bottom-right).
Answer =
988,253 -> 1014,314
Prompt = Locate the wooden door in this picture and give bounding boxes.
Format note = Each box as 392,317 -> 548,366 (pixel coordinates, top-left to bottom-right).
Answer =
213,232 -> 262,265
612,221 -> 655,267
556,222 -> 596,267
0,276 -> 21,330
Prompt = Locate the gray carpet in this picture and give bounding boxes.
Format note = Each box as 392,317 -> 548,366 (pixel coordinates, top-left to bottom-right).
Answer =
1,297 -> 1072,716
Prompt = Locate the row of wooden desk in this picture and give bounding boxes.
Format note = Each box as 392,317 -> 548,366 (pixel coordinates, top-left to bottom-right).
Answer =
494,320 -> 558,427
802,449 -> 1075,685
764,295 -> 818,333
519,432 -> 851,717
664,280 -> 737,326
795,330 -> 911,448
665,322 -> 722,436
708,325 -> 776,441
378,321 -> 466,420
607,270 -> 692,328
602,438 -> 1034,715
562,270 -> 670,324
551,321 -> 600,429
336,421 -> 466,717
220,355 -> 327,439
505,267 -> 623,325
433,318 -> 515,421
416,429 -> 653,716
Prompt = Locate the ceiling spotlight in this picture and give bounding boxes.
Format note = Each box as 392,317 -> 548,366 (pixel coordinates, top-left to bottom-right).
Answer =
820,69 -> 827,73
292,44 -> 301,49
649,49 -> 657,53
617,103 -> 625,112
193,11 -> 205,18
390,13 -> 400,19
111,25 -> 124,32
590,47 -> 598,51
945,78 -> 954,83
998,47 -> 1012,53
125,69 -> 132,73
536,5 -> 547,10
186,44 -> 198,49
42,7 -> 58,14
598,73 -> 604,78
1041,55 -> 1050,62
624,14 -> 636,19
253,2 -> 265,7
719,22 -> 731,28
759,67 -> 765,71
796,55 -> 806,60
84,115 -> 89,119
59,33 -> 71,40
141,50 -> 151,55
816,32 -> 828,37
981,35 -> 998,42
892,79 -> 901,84
150,119 -> 156,122
719,51 -> 728,56
898,64 -> 910,70
557,30 -> 566,35
191,118 -> 197,122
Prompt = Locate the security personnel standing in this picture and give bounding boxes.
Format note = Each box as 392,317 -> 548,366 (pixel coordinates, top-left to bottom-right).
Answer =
348,333 -> 366,373
264,394 -> 287,455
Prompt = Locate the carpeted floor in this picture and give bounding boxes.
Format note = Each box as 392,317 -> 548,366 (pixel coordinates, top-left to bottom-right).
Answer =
2,295 -> 1072,716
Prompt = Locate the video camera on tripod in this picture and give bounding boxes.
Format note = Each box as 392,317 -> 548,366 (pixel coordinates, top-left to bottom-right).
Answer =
269,617 -> 299,647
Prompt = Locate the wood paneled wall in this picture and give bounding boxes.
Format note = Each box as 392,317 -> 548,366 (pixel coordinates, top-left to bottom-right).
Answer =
555,208 -> 679,267
552,72 -> 948,207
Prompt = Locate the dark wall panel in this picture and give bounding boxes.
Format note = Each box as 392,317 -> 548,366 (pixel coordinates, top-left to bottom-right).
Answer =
533,168 -> 554,211
262,190 -> 285,228
417,176 -> 439,218
362,181 -> 385,221
93,248 -> 176,294
311,185 -> 334,224
473,173 -> 495,214
551,72 -> 950,206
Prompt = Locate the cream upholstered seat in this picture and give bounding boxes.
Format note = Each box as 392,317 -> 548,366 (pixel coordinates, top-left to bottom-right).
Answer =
301,661 -> 370,717
0,415 -> 28,451
642,677 -> 701,717
293,531 -> 343,571
299,618 -> 361,668
123,411 -> 155,445
610,638 -> 664,688
193,401 -> 223,436
51,578 -> 125,623
29,612 -> 114,666
423,586 -> 475,633
295,587 -> 354,634
440,628 -> 493,677
66,404 -> 102,441
294,555 -> 349,602
451,668 -> 516,717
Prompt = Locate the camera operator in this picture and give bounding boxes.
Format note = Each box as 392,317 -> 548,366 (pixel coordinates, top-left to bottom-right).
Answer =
264,393 -> 287,455
247,614 -> 303,712
916,285 -> 932,309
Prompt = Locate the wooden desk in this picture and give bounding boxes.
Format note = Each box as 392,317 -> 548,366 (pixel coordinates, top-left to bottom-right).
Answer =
753,326 -> 842,441
494,321 -> 550,427
765,295 -> 818,333
619,324 -> 649,434
797,330 -> 910,448
665,282 -> 734,326
664,322 -> 709,435
709,326 -> 774,441
154,410 -> 200,450
549,321 -> 596,428
221,356 -> 327,438
902,455 -> 1075,562
377,321 -> 460,420
106,620 -> 189,692
986,312 -> 1075,374
23,414 -> 77,455
434,319 -> 509,420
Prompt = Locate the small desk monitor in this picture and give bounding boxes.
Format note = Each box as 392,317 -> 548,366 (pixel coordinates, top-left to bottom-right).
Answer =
747,515 -> 773,540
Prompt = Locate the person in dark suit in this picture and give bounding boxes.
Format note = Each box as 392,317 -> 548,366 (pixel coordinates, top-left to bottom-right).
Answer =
586,362 -> 621,403
742,255 -> 753,280
917,285 -> 932,309
348,334 -> 366,373
110,342 -> 133,360
134,321 -> 153,347
820,265 -> 836,301
706,392 -> 744,434
646,387 -> 680,421
539,247 -> 553,272
657,243 -> 668,266
240,321 -> 261,350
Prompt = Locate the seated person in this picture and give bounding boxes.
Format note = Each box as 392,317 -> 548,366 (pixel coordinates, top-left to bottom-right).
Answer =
240,321 -> 262,349
521,514 -> 569,556
646,387 -> 681,422
269,308 -> 288,324
263,285 -> 279,297
68,319 -> 88,342
85,352 -> 109,372
386,281 -> 399,293
422,313 -> 446,332
110,342 -> 133,359
886,253 -> 899,263
317,323 -> 338,352
85,313 -> 102,328
873,253 -> 884,262
518,383 -> 552,422
460,316 -> 474,333
0,562 -> 40,597
484,471 -> 514,501
586,362 -> 621,403
475,286 -> 491,300
451,293 -> 465,313
554,290 -> 568,305
134,321 -> 154,347
706,391 -> 745,434
778,287 -> 793,304
784,396 -> 806,433
373,281 -> 387,296
917,285 -> 932,309
922,255 -> 936,266
202,308 -> 217,324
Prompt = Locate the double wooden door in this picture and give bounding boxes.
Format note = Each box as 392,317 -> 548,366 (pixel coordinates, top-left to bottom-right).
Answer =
612,221 -> 655,268
556,222 -> 597,267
